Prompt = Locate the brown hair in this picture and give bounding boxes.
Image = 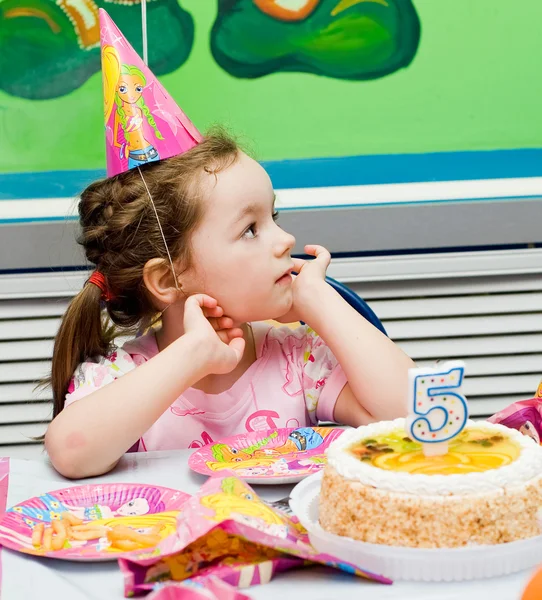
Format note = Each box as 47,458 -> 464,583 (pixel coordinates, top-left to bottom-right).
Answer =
49,130 -> 240,418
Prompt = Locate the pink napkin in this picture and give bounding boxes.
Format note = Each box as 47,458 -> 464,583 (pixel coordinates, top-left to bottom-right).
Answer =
488,397 -> 542,445
146,576 -> 252,600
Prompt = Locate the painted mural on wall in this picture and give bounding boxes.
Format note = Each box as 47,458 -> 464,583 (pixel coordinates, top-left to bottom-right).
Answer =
212,0 -> 420,79
0,0 -> 420,100
0,0 -> 195,100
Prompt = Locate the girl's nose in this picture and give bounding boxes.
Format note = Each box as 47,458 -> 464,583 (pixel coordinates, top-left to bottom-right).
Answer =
275,228 -> 296,256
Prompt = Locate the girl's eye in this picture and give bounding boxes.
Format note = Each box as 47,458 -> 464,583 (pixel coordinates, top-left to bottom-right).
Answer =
135,86 -> 143,93
272,211 -> 279,221
243,224 -> 257,239
119,85 -> 127,93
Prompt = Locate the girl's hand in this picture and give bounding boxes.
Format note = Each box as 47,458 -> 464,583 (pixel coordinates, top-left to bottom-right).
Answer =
275,245 -> 331,324
183,294 -> 245,375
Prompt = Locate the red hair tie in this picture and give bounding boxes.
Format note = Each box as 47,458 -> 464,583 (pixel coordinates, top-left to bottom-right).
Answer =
88,271 -> 114,302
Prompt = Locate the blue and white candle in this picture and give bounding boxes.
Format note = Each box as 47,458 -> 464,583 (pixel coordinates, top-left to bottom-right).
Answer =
406,361 -> 468,457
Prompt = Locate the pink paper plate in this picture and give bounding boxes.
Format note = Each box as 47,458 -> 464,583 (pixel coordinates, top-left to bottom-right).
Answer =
188,427 -> 345,484
0,483 -> 190,561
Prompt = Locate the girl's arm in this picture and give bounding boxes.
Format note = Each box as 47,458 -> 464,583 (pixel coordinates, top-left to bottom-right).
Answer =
292,246 -> 415,427
45,295 -> 244,479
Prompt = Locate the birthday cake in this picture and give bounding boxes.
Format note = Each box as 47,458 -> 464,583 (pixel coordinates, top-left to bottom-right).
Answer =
319,418 -> 542,548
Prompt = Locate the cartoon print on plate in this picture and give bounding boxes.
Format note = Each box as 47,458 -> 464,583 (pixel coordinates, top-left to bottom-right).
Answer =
0,483 -> 190,561
188,426 -> 344,483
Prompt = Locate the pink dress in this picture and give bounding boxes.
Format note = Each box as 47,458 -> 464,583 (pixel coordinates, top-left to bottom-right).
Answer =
65,323 -> 347,451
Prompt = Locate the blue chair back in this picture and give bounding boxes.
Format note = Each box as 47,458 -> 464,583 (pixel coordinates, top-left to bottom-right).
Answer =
325,276 -> 387,336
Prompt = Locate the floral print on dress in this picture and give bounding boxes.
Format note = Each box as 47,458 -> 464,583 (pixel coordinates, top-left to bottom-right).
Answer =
66,345 -> 138,401
263,325 -> 340,424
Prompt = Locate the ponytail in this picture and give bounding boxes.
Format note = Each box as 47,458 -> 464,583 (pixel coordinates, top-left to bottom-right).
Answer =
50,283 -> 114,418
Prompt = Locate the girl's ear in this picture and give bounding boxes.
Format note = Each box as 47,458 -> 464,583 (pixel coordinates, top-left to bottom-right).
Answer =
142,258 -> 181,307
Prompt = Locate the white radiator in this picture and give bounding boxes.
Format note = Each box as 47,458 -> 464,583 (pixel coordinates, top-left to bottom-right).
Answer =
329,248 -> 542,417
0,248 -> 541,457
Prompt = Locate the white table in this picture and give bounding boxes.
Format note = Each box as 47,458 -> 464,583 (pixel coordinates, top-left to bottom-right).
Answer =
0,451 -> 536,599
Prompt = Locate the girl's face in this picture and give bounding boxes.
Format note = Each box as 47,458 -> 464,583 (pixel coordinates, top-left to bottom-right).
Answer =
117,74 -> 144,104
239,466 -> 269,476
184,152 -> 296,323
117,498 -> 150,516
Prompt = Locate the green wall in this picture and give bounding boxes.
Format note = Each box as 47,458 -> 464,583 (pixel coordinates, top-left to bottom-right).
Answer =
1,0 -> 541,174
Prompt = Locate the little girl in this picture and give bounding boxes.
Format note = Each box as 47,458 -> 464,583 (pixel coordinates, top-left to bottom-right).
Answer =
45,10 -> 415,479
45,130 -> 414,478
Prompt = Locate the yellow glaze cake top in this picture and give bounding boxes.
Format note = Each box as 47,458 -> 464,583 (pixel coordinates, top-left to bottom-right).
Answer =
348,428 -> 520,475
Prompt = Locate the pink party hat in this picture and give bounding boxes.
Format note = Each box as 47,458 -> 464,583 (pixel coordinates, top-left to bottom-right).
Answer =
99,9 -> 202,177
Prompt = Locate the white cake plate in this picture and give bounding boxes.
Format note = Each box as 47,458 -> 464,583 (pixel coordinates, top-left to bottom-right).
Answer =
289,471 -> 542,582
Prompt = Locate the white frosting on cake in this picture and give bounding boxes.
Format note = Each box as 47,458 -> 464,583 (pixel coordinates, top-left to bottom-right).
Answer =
326,419 -> 542,496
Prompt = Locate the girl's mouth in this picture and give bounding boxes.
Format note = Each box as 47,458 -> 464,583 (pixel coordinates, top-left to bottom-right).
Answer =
275,272 -> 293,286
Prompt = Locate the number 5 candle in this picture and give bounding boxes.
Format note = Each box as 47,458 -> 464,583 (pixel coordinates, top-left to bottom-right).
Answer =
406,361 -> 468,457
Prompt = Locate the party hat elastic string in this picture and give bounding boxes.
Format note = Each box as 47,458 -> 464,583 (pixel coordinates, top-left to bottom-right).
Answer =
141,0 -> 148,65
136,166 -> 181,292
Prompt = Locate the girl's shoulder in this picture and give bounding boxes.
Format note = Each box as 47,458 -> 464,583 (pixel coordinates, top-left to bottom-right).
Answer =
120,330 -> 159,361
66,332 -> 158,402
78,331 -> 157,376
